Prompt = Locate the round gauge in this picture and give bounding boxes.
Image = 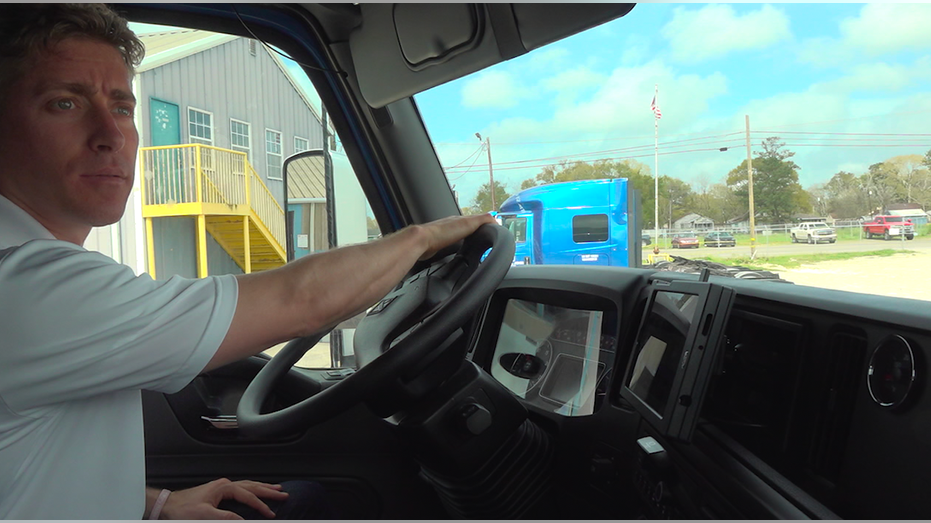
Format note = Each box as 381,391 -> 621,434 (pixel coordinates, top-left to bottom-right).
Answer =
867,335 -> 917,409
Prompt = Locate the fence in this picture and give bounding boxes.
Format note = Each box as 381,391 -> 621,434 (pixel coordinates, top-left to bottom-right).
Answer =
647,220 -> 924,246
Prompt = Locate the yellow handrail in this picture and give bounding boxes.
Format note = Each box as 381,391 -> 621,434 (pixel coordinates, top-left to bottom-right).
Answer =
139,143 -> 285,249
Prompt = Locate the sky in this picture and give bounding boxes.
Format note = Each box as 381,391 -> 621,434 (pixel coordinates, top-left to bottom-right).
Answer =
413,3 -> 931,208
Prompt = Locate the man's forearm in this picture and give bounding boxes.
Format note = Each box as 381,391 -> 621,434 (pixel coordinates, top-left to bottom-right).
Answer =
206,213 -> 495,371
207,225 -> 430,370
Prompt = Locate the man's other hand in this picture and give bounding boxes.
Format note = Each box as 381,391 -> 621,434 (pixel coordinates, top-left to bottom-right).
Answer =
161,478 -> 288,520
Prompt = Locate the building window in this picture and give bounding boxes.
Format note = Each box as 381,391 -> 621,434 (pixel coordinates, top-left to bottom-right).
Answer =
230,119 -> 251,158
294,136 -> 310,154
266,129 -> 283,180
188,107 -> 213,145
572,214 -> 609,243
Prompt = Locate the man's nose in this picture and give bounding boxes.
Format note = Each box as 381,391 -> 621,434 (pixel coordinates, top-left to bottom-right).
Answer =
89,107 -> 126,152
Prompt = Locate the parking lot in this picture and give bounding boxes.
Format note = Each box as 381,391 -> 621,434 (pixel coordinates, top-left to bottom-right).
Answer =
654,237 -> 931,301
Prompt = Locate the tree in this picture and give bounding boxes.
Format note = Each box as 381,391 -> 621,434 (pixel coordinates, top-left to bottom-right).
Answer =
726,137 -> 808,224
471,180 -> 511,213
885,154 -> 931,207
660,176 -> 693,228
823,171 -> 866,219
861,162 -> 898,214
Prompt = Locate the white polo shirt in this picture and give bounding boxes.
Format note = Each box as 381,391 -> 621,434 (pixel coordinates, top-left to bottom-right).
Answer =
0,194 -> 238,519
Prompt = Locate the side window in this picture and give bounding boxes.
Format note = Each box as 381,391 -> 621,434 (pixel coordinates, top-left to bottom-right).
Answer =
294,136 -> 309,154
230,118 -> 251,159
572,214 -> 609,243
265,129 -> 283,180
118,26 -> 379,370
500,216 -> 527,243
188,107 -> 213,145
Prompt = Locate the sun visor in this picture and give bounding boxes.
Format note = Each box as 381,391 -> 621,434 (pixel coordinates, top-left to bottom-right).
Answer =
349,3 -> 635,109
393,4 -> 484,70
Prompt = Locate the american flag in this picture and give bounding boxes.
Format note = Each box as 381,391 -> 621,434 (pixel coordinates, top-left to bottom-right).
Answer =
651,94 -> 662,120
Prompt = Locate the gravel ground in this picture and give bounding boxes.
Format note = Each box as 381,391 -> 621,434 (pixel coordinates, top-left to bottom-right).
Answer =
764,252 -> 931,301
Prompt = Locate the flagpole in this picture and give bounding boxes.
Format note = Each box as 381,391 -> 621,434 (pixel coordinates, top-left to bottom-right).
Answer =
653,84 -> 659,246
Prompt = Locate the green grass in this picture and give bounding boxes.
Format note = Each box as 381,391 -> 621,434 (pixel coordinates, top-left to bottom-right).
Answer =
696,249 -> 915,270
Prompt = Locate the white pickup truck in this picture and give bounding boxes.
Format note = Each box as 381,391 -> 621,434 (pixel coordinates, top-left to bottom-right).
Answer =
790,222 -> 837,244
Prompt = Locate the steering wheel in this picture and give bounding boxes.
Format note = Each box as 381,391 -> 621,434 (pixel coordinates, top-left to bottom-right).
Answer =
237,223 -> 514,437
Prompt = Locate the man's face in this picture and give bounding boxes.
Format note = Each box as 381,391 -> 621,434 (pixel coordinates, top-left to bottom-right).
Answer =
0,37 -> 138,244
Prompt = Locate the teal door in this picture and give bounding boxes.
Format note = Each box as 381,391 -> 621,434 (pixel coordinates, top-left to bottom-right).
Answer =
150,98 -> 180,146
149,99 -> 185,203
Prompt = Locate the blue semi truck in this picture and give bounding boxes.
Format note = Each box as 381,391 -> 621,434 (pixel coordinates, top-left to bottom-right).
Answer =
495,178 -> 642,267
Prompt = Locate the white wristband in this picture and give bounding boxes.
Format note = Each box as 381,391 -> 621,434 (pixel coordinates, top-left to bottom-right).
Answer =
149,489 -> 171,520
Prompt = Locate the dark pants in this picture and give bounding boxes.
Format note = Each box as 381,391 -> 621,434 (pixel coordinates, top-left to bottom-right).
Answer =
218,480 -> 339,520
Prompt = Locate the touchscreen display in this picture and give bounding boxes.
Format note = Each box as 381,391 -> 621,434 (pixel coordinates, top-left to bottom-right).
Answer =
489,299 -> 614,417
627,291 -> 699,417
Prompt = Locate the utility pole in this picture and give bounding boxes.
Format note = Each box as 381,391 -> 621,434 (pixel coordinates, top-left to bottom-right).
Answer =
476,133 -> 496,212
486,136 -> 496,211
653,85 -> 660,246
746,115 -> 757,259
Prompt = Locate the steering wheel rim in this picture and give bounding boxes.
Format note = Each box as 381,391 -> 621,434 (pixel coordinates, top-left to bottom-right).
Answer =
238,223 -> 514,437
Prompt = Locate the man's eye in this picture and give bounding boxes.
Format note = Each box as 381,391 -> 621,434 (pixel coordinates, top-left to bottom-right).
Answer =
55,99 -> 75,110
116,106 -> 134,117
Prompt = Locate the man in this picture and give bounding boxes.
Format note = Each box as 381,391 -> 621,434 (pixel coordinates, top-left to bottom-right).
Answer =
0,4 -> 496,519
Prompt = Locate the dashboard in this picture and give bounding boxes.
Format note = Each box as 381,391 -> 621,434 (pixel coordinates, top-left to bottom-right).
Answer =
472,264 -> 931,519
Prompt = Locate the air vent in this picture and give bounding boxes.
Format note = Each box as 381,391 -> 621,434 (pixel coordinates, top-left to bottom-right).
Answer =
808,331 -> 866,481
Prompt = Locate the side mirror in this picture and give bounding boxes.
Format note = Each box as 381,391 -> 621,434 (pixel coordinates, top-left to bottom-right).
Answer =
283,150 -> 331,262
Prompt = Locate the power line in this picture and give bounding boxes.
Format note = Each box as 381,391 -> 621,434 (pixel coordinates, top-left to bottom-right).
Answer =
755,130 -> 931,138
434,130 -> 744,146
443,143 -> 486,169
446,143 -> 487,181
444,137 -> 747,171
449,146 -> 746,174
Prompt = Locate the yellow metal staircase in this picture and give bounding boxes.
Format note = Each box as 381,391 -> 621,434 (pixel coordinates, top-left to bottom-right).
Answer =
140,144 -> 287,278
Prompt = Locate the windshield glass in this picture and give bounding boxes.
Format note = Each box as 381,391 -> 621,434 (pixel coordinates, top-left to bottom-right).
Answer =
416,3 -> 931,303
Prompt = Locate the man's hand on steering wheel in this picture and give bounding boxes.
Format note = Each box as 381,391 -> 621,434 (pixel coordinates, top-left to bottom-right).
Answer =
414,213 -> 497,261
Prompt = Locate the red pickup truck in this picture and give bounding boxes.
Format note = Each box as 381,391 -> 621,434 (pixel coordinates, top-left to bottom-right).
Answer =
863,215 -> 915,240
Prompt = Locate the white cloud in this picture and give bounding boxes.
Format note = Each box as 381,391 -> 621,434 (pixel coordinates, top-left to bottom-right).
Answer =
526,47 -> 571,72
841,4 -> 931,56
461,71 -> 525,109
662,5 -> 792,63
799,4 -> 931,67
814,59 -> 931,95
796,36 -> 852,68
541,67 -> 607,107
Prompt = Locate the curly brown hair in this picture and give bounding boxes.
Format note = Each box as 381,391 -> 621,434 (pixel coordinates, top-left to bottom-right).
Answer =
0,4 -> 145,101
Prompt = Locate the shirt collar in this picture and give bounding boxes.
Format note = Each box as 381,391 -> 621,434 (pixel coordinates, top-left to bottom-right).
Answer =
0,193 -> 57,249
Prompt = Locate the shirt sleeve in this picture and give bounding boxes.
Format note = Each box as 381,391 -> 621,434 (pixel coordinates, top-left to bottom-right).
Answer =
0,240 -> 239,414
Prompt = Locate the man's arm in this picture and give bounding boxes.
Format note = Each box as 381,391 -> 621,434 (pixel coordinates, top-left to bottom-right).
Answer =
206,213 -> 496,371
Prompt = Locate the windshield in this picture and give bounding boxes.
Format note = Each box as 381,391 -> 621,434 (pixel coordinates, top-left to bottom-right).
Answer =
416,3 -> 931,303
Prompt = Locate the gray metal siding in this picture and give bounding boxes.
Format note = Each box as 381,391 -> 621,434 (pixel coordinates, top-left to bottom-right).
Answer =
207,233 -> 244,276
152,217 -> 197,279
137,37 -> 325,207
